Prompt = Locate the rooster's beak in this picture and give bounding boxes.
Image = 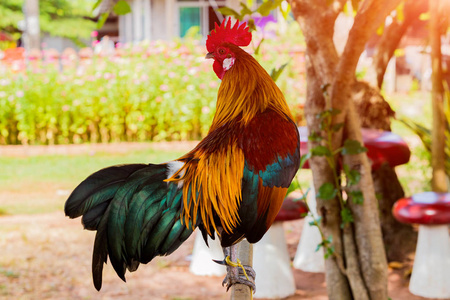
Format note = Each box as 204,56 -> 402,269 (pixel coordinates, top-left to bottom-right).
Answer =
205,52 -> 214,59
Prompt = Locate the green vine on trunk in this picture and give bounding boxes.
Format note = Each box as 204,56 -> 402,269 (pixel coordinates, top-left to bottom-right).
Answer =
291,107 -> 368,260
312,108 -> 367,228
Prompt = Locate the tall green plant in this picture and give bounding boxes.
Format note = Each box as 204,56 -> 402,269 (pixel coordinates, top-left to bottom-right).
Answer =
399,86 -> 450,181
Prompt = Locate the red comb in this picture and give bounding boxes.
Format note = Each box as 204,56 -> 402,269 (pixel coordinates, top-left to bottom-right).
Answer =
206,17 -> 252,52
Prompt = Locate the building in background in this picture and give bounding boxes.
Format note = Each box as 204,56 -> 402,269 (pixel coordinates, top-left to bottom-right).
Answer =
117,0 -> 243,43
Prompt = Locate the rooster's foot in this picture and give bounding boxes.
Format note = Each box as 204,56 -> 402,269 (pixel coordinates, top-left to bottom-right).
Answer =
218,255 -> 256,292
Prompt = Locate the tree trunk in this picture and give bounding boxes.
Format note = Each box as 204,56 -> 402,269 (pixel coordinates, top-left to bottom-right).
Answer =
304,56 -> 352,299
290,0 -> 403,298
24,0 -> 41,50
372,163 -> 417,261
429,0 -> 448,192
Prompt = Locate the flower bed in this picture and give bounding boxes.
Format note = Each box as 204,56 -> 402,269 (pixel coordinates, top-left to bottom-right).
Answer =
0,33 -> 305,145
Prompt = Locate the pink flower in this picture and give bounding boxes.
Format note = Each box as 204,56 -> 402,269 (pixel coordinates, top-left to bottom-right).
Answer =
16,91 -> 24,97
188,67 -> 198,75
100,97 -> 107,103
159,84 -> 169,92
209,81 -> 218,88
91,31 -> 99,38
140,74 -> 149,81
202,106 -> 210,114
62,105 -> 70,111
103,72 -> 114,80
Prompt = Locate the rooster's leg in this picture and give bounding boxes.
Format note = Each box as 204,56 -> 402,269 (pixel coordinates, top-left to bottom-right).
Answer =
214,244 -> 256,292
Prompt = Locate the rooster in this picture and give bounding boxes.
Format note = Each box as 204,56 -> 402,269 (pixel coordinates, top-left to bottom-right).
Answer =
65,17 -> 300,292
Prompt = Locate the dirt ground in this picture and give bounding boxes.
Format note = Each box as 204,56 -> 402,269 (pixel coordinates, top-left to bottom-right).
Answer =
0,142 -> 436,299
0,211 -> 430,300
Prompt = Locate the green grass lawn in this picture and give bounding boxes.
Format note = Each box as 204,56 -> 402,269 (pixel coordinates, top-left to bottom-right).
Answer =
0,148 -> 186,215
0,90 -> 436,215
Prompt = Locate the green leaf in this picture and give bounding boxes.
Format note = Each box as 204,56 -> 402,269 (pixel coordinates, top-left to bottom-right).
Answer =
316,108 -> 341,120
254,38 -> 264,55
419,12 -> 430,21
299,152 -> 311,169
331,123 -> 344,132
311,145 -> 332,157
280,2 -> 291,20
341,207 -> 354,226
239,2 -> 253,16
376,23 -> 384,36
246,19 -> 256,31
257,0 -> 282,16
92,0 -> 103,12
296,188 -> 310,202
343,164 -> 361,186
270,62 -> 289,82
308,131 -> 323,142
395,2 -> 405,22
349,190 -> 364,204
309,216 -> 321,227
113,0 -> 132,15
316,182 -> 337,200
341,139 -> 367,155
97,12 -> 109,29
324,244 -> 335,259
217,7 -> 240,19
287,178 -> 300,195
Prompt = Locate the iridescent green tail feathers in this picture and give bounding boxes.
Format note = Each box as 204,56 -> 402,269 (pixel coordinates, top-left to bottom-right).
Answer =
64,163 -> 194,291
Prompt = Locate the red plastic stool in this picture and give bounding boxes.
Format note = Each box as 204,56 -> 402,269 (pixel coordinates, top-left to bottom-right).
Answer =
393,192 -> 450,298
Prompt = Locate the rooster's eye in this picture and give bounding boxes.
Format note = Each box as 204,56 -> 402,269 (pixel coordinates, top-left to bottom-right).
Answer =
218,48 -> 225,55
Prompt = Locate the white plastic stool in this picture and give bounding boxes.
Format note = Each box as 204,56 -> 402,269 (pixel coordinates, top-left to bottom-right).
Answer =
189,224 -> 296,299
393,192 -> 450,298
409,225 -> 450,298
293,185 -> 325,272
253,222 -> 296,299
189,233 -> 226,276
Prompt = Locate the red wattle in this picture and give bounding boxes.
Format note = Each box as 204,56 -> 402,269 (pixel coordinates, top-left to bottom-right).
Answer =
213,60 -> 224,79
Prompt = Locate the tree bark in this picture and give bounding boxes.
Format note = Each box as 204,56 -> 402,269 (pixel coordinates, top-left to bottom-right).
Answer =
24,0 -> 40,50
372,163 -> 417,261
429,0 -> 448,192
330,2 -> 403,298
290,0 -> 403,298
304,56 -> 352,299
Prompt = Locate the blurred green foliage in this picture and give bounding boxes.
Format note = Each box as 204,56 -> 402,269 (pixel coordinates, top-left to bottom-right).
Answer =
0,25 -> 306,145
0,0 -> 95,46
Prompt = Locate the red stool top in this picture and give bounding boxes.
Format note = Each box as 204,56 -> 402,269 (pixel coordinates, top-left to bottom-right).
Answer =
392,192 -> 450,225
275,194 -> 308,222
298,127 -> 411,170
